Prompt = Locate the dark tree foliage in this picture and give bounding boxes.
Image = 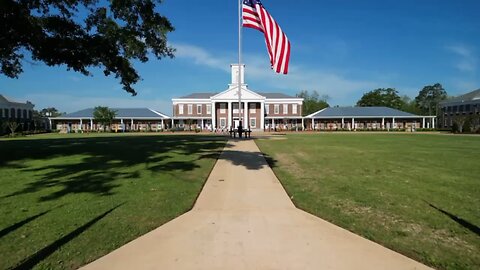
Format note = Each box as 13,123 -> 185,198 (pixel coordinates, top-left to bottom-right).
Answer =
0,0 -> 175,95
415,83 -> 447,115
93,106 -> 116,131
356,88 -> 404,110
296,90 -> 329,116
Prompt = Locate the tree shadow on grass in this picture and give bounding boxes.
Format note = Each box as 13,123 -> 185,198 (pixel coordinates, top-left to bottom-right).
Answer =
11,203 -> 124,270
427,202 -> 480,237
0,135 -> 228,201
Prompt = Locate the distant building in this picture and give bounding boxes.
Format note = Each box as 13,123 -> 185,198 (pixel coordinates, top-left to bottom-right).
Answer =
51,108 -> 170,132
171,64 -> 304,131
439,89 -> 480,129
0,94 -> 35,130
305,107 -> 436,131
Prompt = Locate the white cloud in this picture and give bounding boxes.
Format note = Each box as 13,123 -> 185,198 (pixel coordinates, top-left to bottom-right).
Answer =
173,43 -> 383,105
446,45 -> 477,72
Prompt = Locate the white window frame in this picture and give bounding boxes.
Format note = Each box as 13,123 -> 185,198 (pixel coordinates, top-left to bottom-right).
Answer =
250,117 -> 256,128
197,104 -> 202,114
188,104 -> 193,115
249,103 -> 256,114
283,104 -> 288,114
220,117 -> 227,128
220,103 -> 226,114
206,104 -> 212,115
265,104 -> 269,115
178,104 -> 184,115
274,104 -> 280,114
292,104 -> 298,114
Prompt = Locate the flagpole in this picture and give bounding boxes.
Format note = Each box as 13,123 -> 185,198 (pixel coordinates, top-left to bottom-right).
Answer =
238,0 -> 242,133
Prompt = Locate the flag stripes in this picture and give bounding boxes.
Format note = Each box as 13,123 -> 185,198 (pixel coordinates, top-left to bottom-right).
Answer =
242,1 -> 290,74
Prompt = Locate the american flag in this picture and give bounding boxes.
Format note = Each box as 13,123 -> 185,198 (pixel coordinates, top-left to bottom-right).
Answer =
242,0 -> 291,74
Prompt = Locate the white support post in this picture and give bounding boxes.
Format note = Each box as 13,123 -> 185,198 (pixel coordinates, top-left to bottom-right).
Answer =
352,118 -> 355,130
228,102 -> 232,129
422,118 -> 425,128
244,102 -> 248,128
90,119 -> 93,130
260,102 -> 265,131
131,118 -> 134,130
301,118 -> 304,131
79,119 -> 82,131
432,117 -> 435,129
271,118 -> 274,130
382,118 -> 385,129
212,102 -> 216,129
201,119 -> 204,130
341,118 -> 344,129
392,118 -> 396,128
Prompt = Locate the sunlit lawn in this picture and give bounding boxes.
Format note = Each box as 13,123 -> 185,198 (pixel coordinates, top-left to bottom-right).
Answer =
256,133 -> 480,270
0,133 -> 226,269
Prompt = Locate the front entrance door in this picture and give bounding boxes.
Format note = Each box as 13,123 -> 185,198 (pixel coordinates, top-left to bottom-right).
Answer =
233,118 -> 240,129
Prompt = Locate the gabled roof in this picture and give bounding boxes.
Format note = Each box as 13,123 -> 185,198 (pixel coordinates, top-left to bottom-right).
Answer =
178,93 -> 217,99
55,108 -> 170,119
257,92 -> 297,99
0,94 -> 34,106
307,107 -> 420,118
440,89 -> 480,104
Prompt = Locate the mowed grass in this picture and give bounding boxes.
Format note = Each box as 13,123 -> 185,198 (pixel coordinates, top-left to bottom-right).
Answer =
256,133 -> 480,270
0,133 -> 226,269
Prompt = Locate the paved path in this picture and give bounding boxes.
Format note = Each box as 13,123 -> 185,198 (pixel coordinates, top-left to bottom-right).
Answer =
82,140 -> 432,270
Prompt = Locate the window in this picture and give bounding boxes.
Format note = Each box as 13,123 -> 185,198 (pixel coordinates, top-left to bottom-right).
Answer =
197,104 -> 202,114
274,104 -> 280,114
206,104 -> 212,114
265,104 -> 270,114
283,104 -> 288,114
220,103 -> 226,114
178,104 -> 184,115
249,103 -> 256,114
188,104 -> 193,115
17,109 -> 21,118
3,109 -> 8,118
220,117 -> 226,128
292,104 -> 297,114
250,118 -> 256,128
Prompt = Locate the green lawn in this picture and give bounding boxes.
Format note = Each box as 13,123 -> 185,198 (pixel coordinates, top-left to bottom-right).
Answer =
0,133 -> 226,269
256,133 -> 480,270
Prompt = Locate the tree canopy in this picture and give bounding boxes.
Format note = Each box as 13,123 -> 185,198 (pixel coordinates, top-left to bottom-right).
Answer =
356,88 -> 404,109
414,83 -> 447,115
93,106 -> 116,130
296,90 -> 329,116
1,0 -> 175,95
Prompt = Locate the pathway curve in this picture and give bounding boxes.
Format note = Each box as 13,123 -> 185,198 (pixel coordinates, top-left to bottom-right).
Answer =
82,139 -> 432,270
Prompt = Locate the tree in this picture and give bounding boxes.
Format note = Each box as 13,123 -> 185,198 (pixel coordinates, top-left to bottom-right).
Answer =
93,106 -> 116,131
356,88 -> 404,109
38,107 -> 63,117
297,90 -> 330,116
3,121 -> 20,136
400,95 -> 422,115
415,83 -> 447,115
1,0 -> 175,95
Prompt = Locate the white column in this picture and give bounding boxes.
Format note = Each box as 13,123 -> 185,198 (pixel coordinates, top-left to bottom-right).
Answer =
211,102 -> 216,129
392,118 -> 396,128
341,118 -> 344,128
244,102 -> 248,128
313,119 -> 315,130
228,102 -> 232,129
382,118 -> 385,129
301,118 -> 304,131
171,119 -> 174,129
201,119 -> 204,130
352,118 -> 355,130
260,102 -> 265,131
432,117 -> 435,129
161,119 -> 164,129
422,118 -> 425,128
131,118 -> 134,130
271,118 -> 274,130
90,119 -> 93,130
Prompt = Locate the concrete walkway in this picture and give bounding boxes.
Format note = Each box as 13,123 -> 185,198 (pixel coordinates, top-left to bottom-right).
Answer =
82,139 -> 432,270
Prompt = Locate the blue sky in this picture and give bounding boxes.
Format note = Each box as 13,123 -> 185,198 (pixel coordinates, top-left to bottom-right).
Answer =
1,0 -> 479,114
